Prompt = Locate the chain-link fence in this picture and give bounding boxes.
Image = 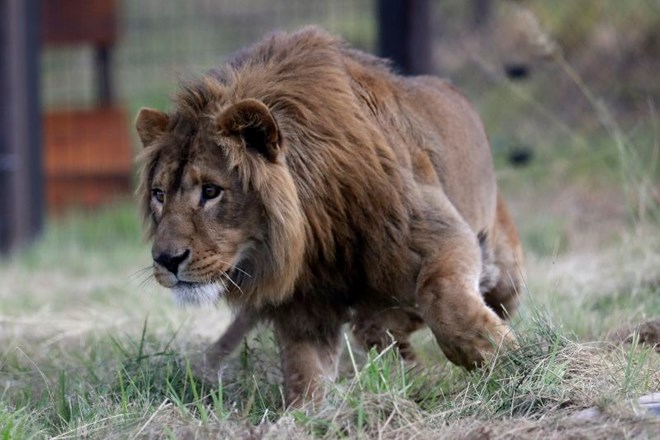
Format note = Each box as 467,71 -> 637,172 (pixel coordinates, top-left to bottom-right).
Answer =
39,0 -> 376,214
42,0 -> 376,110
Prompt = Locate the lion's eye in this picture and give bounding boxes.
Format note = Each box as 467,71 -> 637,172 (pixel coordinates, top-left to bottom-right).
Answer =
201,184 -> 222,201
152,188 -> 165,204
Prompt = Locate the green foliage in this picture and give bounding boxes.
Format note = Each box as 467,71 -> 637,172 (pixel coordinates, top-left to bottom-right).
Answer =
0,404 -> 44,440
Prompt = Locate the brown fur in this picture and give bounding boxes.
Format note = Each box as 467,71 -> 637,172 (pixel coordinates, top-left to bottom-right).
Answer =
135,27 -> 524,407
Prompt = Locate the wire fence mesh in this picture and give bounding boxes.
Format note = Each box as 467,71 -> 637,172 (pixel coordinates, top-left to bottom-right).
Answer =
39,0 -> 659,217
42,0 -> 376,110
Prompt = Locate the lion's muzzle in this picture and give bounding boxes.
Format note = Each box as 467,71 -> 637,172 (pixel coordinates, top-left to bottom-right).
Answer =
151,246 -> 231,306
153,249 -> 190,275
151,247 -> 191,288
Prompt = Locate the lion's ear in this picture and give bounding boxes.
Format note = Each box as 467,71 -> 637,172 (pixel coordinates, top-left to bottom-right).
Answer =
135,108 -> 169,147
218,99 -> 280,162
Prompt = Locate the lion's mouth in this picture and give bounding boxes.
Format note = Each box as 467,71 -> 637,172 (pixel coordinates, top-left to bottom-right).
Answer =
171,280 -> 227,306
169,264 -> 244,306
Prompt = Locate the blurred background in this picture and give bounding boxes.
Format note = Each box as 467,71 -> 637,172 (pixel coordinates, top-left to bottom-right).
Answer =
2,0 -> 658,254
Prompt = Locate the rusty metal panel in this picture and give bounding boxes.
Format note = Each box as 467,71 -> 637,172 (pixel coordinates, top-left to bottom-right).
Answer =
41,0 -> 117,47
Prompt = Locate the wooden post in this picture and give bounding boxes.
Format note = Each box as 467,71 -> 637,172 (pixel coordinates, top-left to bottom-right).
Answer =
377,0 -> 432,75
0,0 -> 43,253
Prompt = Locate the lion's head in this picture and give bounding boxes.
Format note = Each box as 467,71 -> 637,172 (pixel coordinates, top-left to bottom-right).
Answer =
135,81 -> 305,307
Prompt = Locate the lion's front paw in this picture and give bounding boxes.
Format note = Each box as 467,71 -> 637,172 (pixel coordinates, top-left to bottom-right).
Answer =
440,317 -> 516,369
189,348 -> 228,384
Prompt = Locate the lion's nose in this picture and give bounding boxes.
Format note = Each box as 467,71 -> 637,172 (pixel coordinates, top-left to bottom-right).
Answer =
154,249 -> 190,275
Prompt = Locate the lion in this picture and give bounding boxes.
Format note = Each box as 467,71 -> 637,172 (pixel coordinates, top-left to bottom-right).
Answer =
135,26 -> 524,407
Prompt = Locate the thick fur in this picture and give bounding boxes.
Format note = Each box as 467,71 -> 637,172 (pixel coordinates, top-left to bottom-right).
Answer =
135,27 -> 524,407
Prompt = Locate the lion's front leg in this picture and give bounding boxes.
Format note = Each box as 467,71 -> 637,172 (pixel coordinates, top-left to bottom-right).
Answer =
352,307 -> 424,362
204,309 -> 258,367
416,227 -> 515,369
194,308 -> 259,383
274,316 -> 342,408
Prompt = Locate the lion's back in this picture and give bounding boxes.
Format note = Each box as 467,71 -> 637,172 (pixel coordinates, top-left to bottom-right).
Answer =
402,76 -> 497,231
341,51 -> 498,233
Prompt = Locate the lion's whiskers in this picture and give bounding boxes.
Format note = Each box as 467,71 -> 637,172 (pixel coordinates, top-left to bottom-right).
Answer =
124,265 -> 160,291
215,258 -> 252,278
137,273 -> 156,289
216,276 -> 229,295
127,266 -> 152,279
222,272 -> 244,295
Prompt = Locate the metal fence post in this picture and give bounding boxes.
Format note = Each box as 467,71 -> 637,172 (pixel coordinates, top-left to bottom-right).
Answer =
377,0 -> 432,75
0,0 -> 43,253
